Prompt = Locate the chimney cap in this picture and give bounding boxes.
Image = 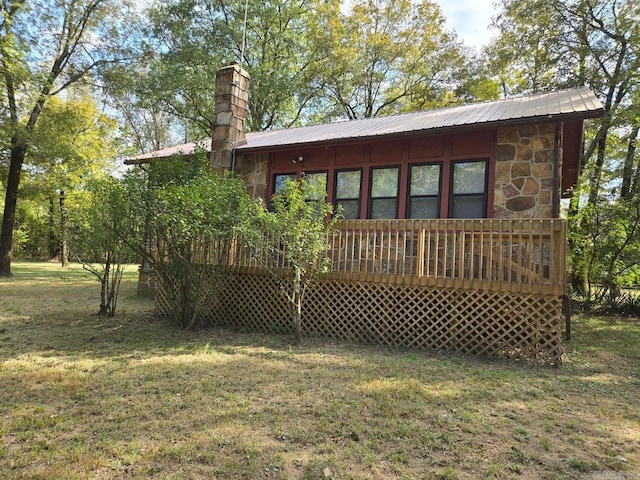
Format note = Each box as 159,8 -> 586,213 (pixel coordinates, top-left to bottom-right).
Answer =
217,62 -> 250,79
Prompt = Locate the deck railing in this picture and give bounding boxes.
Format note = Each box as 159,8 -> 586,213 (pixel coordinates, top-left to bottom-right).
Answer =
231,218 -> 567,296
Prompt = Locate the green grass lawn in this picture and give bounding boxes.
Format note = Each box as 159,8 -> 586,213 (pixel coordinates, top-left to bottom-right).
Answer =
1,261 -> 639,479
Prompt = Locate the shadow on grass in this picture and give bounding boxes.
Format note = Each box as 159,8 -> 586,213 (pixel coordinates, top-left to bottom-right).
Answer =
2,319 -> 639,479
1,263 -> 639,478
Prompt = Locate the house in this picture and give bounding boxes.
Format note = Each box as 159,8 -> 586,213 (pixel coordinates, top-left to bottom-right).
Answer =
129,64 -> 604,363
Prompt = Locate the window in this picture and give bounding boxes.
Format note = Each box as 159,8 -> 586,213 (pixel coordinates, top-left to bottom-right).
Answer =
408,163 -> 441,218
369,167 -> 400,219
303,171 -> 328,200
273,173 -> 296,194
270,173 -> 297,210
450,160 -> 487,218
334,169 -> 362,219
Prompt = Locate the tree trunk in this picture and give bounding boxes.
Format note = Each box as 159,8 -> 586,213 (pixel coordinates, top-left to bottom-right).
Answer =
48,196 -> 58,260
292,269 -> 303,345
0,142 -> 27,276
99,252 -> 111,316
588,131 -> 609,205
106,263 -> 124,318
621,125 -> 639,200
59,190 -> 69,268
632,157 -> 640,199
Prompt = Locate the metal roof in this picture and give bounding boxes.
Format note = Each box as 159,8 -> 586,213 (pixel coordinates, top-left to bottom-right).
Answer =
127,86 -> 603,162
126,139 -> 213,163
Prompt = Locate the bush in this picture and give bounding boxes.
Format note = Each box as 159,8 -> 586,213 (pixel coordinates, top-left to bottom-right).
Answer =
570,286 -> 640,317
129,153 -> 258,329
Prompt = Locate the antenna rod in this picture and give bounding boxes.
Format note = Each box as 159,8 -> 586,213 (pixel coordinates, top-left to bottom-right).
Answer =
231,0 -> 250,174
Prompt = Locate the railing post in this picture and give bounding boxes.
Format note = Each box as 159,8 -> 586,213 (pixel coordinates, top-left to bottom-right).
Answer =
417,224 -> 425,277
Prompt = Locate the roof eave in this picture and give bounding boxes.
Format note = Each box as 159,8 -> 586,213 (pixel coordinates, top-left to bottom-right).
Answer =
124,151 -> 197,165
124,105 -> 605,163
236,110 -> 605,154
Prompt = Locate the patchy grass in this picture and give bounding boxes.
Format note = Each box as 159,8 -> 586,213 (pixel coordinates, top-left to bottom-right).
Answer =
1,261 -> 639,479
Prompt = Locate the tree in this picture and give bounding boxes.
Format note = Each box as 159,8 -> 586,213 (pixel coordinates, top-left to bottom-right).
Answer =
453,56 -> 502,104
569,197 -> 640,309
110,90 -> 186,156
488,0 -> 574,96
308,0 -> 469,120
250,178 -> 338,344
571,0 -> 639,205
138,0 -> 337,136
25,92 -> 120,264
0,0 -> 141,276
72,177 -> 139,316
124,154 -> 258,329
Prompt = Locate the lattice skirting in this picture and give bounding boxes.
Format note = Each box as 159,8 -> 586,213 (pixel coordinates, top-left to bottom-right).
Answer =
156,271 -> 565,364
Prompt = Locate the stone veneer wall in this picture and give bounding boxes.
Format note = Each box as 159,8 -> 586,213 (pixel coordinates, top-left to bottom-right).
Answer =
237,153 -> 268,200
494,124 -> 561,219
209,64 -> 250,170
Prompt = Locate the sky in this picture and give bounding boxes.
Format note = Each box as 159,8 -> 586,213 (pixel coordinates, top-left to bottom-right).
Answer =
436,0 -> 497,52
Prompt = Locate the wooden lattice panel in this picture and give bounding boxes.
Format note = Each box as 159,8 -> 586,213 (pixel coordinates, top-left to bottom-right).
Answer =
154,267 -> 230,326
154,275 -> 176,319
155,271 -> 564,364
211,274 -> 291,333
303,279 -> 564,364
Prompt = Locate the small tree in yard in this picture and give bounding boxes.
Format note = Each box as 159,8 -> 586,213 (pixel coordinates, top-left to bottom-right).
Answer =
252,178 -> 339,344
72,178 -> 141,317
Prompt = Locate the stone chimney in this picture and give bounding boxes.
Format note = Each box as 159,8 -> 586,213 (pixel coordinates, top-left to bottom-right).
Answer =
209,63 -> 250,170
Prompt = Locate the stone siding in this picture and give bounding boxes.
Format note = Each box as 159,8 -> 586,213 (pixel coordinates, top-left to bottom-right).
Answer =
494,124 -> 560,219
136,269 -> 155,297
209,64 -> 250,170
237,153 -> 268,200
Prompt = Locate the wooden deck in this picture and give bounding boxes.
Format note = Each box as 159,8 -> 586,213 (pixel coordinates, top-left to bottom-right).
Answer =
155,218 -> 568,363
234,219 -> 567,296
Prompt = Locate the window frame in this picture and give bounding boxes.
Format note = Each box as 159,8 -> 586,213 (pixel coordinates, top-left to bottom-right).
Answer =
367,166 -> 401,219
270,172 -> 297,211
272,172 -> 297,195
334,168 -> 363,219
302,170 -> 329,200
407,162 -> 442,219
448,159 -> 489,219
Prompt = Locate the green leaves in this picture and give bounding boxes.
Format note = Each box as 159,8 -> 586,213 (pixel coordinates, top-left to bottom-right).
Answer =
569,197 -> 640,303
141,0 -> 334,134
122,154 -> 259,328
138,0 -> 479,131
147,154 -> 256,243
29,92 -> 119,179
252,177 -> 339,343
308,0 -> 468,119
